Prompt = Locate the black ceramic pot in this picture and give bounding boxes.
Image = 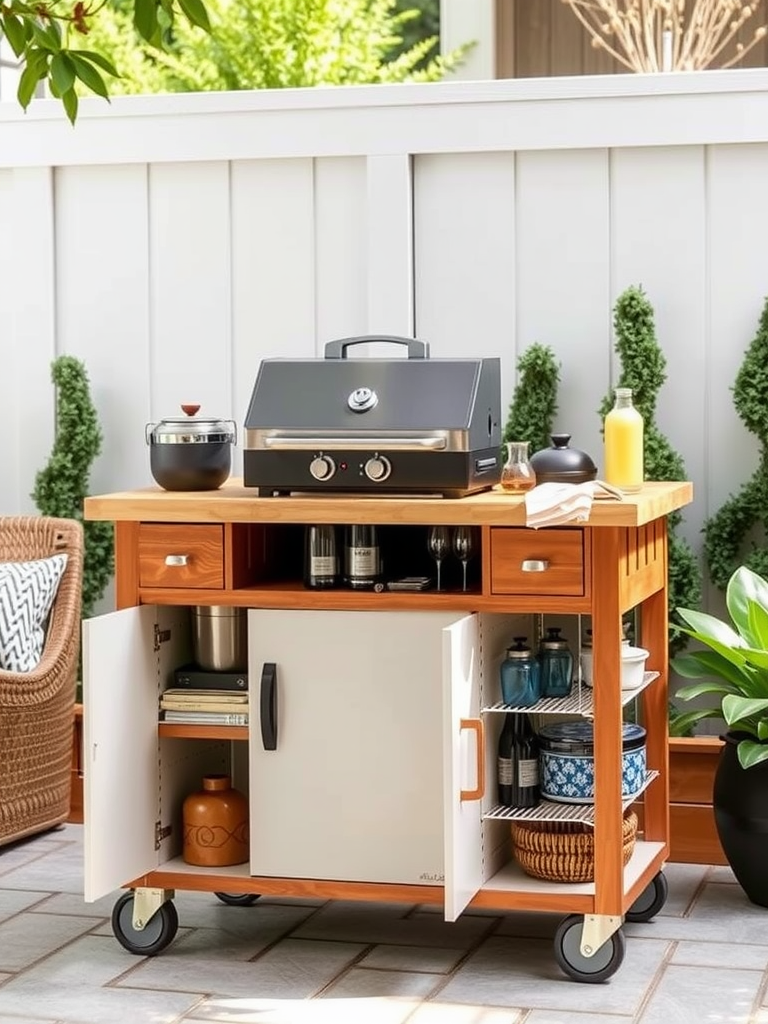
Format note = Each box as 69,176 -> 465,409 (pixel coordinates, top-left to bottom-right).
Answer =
713,732 -> 768,908
146,405 -> 237,491
529,433 -> 597,485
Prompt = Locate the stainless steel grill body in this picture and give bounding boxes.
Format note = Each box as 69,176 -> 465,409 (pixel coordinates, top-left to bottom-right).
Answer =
243,336 -> 502,498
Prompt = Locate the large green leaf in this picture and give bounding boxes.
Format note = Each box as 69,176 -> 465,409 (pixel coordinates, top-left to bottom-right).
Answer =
668,708 -> 722,735
737,737 -> 768,769
70,54 -> 110,99
74,50 -> 121,78
134,0 -> 159,41
727,565 -> 768,645
178,0 -> 212,31
50,53 -> 76,97
61,87 -> 78,126
675,679 -> 738,702
722,694 -> 768,727
1,12 -> 26,57
676,608 -> 745,648
671,649 -> 749,689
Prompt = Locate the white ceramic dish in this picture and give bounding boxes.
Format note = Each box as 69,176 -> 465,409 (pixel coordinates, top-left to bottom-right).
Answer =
580,644 -> 649,689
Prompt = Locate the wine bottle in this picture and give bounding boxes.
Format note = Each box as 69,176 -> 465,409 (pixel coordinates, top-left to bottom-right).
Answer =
343,524 -> 382,590
304,525 -> 339,589
497,713 -> 515,806
511,713 -> 540,808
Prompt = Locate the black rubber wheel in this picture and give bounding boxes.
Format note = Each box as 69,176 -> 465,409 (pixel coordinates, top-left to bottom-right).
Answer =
214,892 -> 261,907
553,914 -> 626,983
111,891 -> 179,956
625,872 -> 669,923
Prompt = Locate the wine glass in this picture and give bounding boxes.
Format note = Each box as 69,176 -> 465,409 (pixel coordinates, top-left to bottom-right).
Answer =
427,526 -> 451,591
452,526 -> 476,592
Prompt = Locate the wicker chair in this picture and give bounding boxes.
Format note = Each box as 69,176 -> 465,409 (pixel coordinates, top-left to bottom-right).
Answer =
0,517 -> 84,847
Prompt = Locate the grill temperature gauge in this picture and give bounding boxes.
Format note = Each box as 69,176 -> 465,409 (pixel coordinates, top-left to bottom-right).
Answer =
364,455 -> 392,482
309,455 -> 336,481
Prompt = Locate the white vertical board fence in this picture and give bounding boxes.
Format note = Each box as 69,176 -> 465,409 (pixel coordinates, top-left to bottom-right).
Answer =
2,70 -> 768,594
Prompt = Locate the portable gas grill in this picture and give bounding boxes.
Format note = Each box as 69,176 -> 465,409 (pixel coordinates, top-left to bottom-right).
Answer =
243,336 -> 502,498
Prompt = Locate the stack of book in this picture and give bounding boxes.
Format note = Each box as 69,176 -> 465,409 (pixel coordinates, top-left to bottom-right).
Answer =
160,689 -> 249,726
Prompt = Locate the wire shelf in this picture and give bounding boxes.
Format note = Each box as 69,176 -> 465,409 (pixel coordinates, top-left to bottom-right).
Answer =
482,671 -> 659,718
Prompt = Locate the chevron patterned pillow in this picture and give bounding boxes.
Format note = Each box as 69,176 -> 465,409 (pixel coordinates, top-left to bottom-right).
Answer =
0,554 -> 69,673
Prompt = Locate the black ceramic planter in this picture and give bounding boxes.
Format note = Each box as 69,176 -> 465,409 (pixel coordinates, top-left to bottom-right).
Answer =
713,732 -> 768,908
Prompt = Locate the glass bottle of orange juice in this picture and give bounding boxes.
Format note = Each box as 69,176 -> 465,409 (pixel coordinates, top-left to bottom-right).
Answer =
604,387 -> 643,492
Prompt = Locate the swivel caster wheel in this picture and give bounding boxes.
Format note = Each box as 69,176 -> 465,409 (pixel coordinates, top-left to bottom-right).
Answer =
214,892 -> 261,907
111,891 -> 179,956
625,872 -> 668,923
553,914 -> 626,983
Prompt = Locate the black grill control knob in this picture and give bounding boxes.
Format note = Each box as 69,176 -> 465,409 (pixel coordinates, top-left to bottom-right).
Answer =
364,456 -> 391,482
309,455 -> 336,481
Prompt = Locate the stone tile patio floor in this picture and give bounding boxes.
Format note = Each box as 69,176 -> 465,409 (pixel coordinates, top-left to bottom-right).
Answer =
0,824 -> 767,1024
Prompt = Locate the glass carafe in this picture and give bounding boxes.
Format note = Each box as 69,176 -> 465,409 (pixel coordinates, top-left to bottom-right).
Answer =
500,637 -> 541,707
539,626 -> 573,698
500,441 -> 537,493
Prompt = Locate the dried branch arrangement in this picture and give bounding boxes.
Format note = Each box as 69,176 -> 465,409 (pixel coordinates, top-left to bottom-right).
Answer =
562,0 -> 767,71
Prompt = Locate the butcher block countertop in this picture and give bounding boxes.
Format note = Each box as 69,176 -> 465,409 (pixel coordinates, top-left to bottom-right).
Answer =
84,479 -> 693,528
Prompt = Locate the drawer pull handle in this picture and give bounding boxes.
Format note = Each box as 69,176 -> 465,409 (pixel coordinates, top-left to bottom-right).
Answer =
521,559 -> 549,573
164,554 -> 189,566
260,662 -> 278,750
460,718 -> 485,802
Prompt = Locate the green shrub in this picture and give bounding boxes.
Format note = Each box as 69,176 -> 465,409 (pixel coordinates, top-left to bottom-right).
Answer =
703,295 -> 768,589
32,357 -> 114,623
598,286 -> 702,657
503,343 -> 561,455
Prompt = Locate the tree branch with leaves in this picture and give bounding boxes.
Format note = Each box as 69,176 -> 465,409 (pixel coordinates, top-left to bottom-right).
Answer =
1,0 -> 211,121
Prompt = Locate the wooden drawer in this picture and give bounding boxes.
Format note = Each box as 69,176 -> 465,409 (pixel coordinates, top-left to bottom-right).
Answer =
490,528 -> 585,596
138,525 -> 224,589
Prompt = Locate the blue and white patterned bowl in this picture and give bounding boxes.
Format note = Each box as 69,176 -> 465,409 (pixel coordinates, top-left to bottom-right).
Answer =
538,721 -> 646,804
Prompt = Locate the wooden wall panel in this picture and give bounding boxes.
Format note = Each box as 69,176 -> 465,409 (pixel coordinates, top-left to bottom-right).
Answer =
514,149 -> 611,466
496,0 -> 768,79
55,164 -> 151,494
609,146 -> 708,551
413,153 -> 517,401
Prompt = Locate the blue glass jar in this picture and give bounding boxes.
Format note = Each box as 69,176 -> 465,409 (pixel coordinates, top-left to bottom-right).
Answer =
539,626 -> 573,698
500,637 -> 541,707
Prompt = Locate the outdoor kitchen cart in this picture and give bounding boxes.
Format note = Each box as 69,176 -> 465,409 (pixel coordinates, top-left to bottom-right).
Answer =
83,479 -> 692,983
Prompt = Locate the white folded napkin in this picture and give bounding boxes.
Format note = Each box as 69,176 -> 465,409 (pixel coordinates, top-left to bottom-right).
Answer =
524,481 -> 623,529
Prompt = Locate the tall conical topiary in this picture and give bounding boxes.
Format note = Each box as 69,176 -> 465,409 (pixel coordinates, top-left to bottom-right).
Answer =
32,356 -> 114,622
704,296 -> 768,589
598,286 -> 702,656
503,343 -> 561,455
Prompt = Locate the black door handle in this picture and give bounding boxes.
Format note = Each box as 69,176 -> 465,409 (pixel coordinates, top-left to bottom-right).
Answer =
260,662 -> 277,750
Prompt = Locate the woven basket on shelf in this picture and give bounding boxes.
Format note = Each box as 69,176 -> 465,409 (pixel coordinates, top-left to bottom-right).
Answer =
511,811 -> 638,883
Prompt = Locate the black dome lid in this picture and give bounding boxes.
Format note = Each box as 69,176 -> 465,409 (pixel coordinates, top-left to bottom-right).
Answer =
530,433 -> 597,484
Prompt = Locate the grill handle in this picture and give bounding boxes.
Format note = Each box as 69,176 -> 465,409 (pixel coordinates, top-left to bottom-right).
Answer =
324,335 -> 430,360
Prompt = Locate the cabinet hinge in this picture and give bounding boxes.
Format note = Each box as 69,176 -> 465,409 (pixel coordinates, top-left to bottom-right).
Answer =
154,624 -> 172,652
155,821 -> 172,850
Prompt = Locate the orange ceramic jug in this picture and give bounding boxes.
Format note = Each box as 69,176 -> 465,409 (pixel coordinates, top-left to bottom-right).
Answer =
182,774 -> 249,866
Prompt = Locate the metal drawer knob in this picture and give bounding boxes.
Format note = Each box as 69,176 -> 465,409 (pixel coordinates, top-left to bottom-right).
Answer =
164,554 -> 189,566
521,559 -> 549,573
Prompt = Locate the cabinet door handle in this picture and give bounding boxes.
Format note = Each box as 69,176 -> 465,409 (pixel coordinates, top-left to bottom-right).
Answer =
260,662 -> 278,750
460,718 -> 485,801
164,554 -> 188,566
521,559 -> 549,572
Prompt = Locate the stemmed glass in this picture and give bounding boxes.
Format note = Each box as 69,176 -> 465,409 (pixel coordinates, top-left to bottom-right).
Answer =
427,526 -> 451,591
452,526 -> 476,592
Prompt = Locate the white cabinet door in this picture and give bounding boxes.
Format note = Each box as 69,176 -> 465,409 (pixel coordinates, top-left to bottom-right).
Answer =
248,608 -> 464,885
83,605 -> 172,901
442,613 -> 483,921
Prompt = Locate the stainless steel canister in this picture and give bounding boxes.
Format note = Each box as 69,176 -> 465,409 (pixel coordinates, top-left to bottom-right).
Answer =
192,606 -> 247,672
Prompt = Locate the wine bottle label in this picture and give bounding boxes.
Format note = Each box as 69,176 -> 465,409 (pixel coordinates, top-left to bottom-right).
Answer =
518,758 -> 539,787
497,757 -> 513,785
310,555 -> 337,576
346,546 -> 379,576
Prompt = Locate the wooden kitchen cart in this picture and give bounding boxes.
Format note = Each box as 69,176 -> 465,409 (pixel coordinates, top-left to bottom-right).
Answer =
83,479 -> 692,982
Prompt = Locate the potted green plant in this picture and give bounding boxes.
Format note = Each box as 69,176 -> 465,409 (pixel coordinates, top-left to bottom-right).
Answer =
672,564 -> 768,906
